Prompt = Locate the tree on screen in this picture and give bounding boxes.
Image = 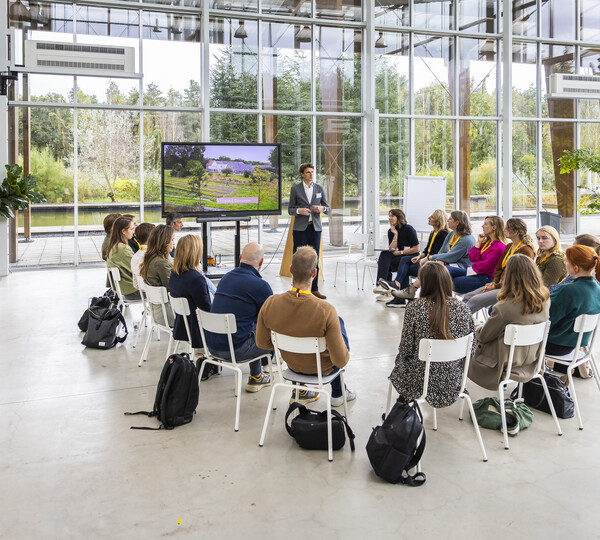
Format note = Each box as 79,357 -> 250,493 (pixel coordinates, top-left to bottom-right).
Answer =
189,161 -> 207,203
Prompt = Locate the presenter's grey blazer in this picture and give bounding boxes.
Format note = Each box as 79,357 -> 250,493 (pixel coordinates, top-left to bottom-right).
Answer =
287,182 -> 330,232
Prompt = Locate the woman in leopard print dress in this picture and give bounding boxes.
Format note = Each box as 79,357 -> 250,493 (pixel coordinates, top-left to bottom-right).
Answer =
389,262 -> 475,408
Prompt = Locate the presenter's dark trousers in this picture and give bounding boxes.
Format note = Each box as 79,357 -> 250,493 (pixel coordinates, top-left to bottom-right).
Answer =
293,224 -> 321,292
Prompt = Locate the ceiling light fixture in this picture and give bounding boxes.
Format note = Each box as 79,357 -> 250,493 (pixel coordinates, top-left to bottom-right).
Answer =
375,31 -> 387,49
296,25 -> 311,43
152,18 -> 161,33
234,20 -> 247,39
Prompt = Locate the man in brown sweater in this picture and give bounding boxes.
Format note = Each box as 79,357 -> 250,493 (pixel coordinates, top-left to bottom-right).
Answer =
256,246 -> 356,406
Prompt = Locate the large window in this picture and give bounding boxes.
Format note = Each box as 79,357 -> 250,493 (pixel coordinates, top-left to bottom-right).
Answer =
6,0 -> 600,268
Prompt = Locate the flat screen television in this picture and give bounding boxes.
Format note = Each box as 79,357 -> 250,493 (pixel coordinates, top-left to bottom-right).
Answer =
161,142 -> 282,219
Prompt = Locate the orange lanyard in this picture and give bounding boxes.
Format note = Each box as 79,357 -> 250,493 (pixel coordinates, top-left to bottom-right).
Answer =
502,241 -> 522,269
426,231 -> 438,254
448,234 -> 461,251
480,239 -> 492,253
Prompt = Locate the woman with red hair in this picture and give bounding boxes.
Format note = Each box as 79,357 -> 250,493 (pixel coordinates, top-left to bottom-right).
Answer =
546,245 -> 600,358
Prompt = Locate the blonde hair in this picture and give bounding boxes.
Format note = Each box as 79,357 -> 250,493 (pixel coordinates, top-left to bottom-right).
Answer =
536,226 -> 561,257
432,209 -> 449,232
172,234 -> 203,275
497,254 -> 549,314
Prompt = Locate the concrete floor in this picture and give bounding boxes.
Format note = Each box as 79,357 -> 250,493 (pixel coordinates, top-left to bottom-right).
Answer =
1,262 -> 599,539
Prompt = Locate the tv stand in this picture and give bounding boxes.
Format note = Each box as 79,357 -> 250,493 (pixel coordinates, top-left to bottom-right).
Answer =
196,216 -> 251,279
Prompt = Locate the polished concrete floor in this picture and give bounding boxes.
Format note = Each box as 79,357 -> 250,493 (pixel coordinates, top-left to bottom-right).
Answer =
1,261 -> 599,539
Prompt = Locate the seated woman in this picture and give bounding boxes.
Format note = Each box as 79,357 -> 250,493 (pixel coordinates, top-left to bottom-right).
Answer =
462,218 -> 535,314
546,245 -> 600,361
388,262 -> 474,408
535,226 -> 567,289
101,213 -> 121,261
468,255 -> 549,390
548,233 -> 598,292
106,215 -> 140,300
372,208 -> 420,301
377,208 -> 449,293
391,210 -> 475,305
169,234 -> 217,380
140,224 -> 175,327
451,215 -> 506,295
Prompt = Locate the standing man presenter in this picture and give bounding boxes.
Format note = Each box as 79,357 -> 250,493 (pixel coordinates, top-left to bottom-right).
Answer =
288,163 -> 329,299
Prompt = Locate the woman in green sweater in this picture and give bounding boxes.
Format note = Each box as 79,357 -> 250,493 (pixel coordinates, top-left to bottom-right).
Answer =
106,215 -> 140,300
140,224 -> 175,327
547,245 -> 600,359
535,225 -> 567,287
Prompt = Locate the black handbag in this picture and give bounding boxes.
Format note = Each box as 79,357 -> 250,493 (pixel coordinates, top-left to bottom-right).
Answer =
285,402 -> 355,451
81,304 -> 128,349
78,290 -> 117,332
511,373 -> 575,419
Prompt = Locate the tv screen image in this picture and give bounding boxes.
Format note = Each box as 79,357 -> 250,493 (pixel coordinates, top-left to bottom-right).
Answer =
161,142 -> 282,218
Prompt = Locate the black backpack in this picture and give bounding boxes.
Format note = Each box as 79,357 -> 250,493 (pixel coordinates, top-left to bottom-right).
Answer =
125,353 -> 200,430
78,289 -> 117,332
366,398 -> 426,486
81,304 -> 128,349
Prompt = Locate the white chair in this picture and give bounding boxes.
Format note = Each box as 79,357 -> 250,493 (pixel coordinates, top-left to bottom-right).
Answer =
544,313 -> 600,430
196,309 -> 275,432
360,258 -> 379,290
499,321 -> 561,449
169,296 -> 194,356
107,267 -> 144,312
386,333 -> 488,462
131,271 -> 151,349
259,332 -> 349,462
333,232 -> 370,288
138,284 -> 174,367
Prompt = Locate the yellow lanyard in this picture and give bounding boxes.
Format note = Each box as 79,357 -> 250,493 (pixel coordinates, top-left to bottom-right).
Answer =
448,234 -> 461,251
501,241 -> 522,269
536,253 -> 549,266
426,231 -> 439,254
133,237 -> 141,250
480,239 -> 492,253
291,287 -> 312,296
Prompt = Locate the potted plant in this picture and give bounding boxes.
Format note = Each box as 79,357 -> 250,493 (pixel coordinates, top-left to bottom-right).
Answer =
0,164 -> 45,218
559,149 -> 600,214
0,164 -> 45,276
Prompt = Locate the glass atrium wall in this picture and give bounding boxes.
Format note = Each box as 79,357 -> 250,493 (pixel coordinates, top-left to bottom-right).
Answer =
5,0 -> 600,267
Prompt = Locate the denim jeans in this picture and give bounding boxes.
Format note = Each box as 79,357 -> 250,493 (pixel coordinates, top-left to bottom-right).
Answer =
209,332 -> 272,377
395,256 -> 420,289
453,274 -> 492,294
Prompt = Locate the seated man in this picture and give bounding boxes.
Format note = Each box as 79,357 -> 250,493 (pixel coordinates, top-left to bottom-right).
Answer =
256,246 -> 356,407
166,212 -> 183,257
204,242 -> 273,393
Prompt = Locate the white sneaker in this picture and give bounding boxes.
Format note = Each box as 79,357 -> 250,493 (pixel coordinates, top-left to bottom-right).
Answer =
331,388 -> 357,407
376,293 -> 391,302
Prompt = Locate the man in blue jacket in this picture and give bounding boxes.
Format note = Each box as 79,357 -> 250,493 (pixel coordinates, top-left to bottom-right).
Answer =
205,242 -> 274,392
288,162 -> 329,299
